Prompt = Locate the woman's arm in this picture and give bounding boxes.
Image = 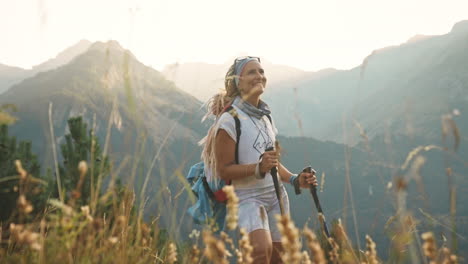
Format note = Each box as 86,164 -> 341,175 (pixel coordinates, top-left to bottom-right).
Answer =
278,163 -> 318,188
215,129 -> 278,181
278,163 -> 294,183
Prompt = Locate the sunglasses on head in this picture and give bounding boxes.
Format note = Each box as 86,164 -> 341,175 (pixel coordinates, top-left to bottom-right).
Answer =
234,56 -> 261,65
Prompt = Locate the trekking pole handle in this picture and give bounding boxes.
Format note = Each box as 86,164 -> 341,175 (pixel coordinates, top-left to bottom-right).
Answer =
304,166 -> 324,213
303,166 -> 317,189
305,166 -> 331,238
266,146 -> 284,215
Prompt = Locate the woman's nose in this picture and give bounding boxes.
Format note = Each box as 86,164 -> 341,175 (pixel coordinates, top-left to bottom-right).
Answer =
255,71 -> 264,79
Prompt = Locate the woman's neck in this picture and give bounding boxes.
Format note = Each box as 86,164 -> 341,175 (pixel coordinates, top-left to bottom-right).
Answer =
242,94 -> 260,108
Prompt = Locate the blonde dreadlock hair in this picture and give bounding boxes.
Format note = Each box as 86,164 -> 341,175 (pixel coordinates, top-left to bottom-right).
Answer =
199,62 -> 241,180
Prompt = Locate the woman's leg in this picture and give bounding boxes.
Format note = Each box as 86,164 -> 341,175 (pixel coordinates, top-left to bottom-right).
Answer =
269,187 -> 289,264
271,242 -> 283,264
249,229 -> 273,264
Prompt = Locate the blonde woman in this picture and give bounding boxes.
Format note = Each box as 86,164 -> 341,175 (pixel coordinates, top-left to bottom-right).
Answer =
202,56 -> 318,264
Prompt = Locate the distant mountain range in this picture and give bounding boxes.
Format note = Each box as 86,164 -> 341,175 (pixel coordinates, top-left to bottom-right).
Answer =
264,20 -> 468,144
0,64 -> 28,95
0,40 -> 93,95
0,39 -> 208,244
0,40 -> 205,179
161,59 -> 313,101
6,20 -> 467,146
161,20 -> 468,146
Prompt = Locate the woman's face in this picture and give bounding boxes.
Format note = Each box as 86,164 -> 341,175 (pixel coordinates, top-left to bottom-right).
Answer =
238,61 -> 267,98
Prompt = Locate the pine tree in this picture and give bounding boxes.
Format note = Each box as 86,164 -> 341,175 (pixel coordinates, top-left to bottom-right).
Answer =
0,103 -> 17,125
59,116 -> 110,206
0,124 -> 43,221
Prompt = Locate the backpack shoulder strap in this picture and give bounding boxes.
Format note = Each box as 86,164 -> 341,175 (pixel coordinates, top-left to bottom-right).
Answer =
224,105 -> 241,164
202,176 -> 216,200
266,114 -> 272,125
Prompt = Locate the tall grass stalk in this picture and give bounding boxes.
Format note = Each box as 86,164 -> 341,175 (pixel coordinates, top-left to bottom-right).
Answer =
342,113 -> 362,258
91,97 -> 117,213
48,102 -> 63,202
442,113 -> 460,253
89,113 -> 97,214
139,114 -> 182,220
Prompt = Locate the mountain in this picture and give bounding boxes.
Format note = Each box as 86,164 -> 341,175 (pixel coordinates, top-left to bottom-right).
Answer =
32,39 -> 92,73
263,20 -> 468,145
0,39 -> 213,243
160,20 -> 468,145
0,64 -> 28,94
0,40 -> 92,94
0,40 -> 205,176
162,59 -> 311,101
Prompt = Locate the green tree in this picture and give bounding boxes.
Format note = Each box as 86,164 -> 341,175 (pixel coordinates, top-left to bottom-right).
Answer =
59,116 -> 110,206
0,103 -> 17,125
0,124 -> 44,221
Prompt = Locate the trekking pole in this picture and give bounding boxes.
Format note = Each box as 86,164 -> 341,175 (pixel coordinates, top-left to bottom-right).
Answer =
266,146 -> 284,215
303,166 -> 331,238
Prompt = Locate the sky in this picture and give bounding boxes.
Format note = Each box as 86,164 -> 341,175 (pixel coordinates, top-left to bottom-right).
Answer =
1,0 -> 467,72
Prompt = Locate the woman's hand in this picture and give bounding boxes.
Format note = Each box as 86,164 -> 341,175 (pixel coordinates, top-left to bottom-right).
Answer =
259,150 -> 279,174
299,169 -> 318,188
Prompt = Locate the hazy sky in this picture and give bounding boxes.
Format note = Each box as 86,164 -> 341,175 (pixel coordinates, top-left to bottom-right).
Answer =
1,0 -> 467,71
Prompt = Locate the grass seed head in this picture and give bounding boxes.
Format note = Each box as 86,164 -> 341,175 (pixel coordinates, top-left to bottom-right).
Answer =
334,218 -> 348,244
203,230 -> 228,264
441,247 -> 458,264
222,185 -> 239,230
421,232 -> 437,261
303,227 -> 325,264
17,195 -> 33,214
301,250 -> 312,264
166,242 -> 177,264
189,229 -> 201,240
238,228 -> 253,264
80,205 -> 93,221
15,160 -> 27,180
78,161 -> 88,175
276,214 -> 302,264
190,244 -> 201,263
365,234 -> 379,264
108,237 -> 118,244
220,231 -> 235,251
9,223 -> 41,251
328,237 -> 340,263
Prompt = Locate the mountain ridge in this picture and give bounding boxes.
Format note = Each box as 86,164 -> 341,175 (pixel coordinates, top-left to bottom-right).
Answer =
0,40 -> 206,169
0,40 -> 93,94
262,20 -> 468,144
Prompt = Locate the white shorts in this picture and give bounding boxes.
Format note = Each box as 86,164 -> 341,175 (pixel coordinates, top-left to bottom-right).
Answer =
236,185 -> 289,242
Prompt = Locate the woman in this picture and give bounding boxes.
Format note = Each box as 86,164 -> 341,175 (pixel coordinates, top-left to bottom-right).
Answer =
201,56 -> 317,263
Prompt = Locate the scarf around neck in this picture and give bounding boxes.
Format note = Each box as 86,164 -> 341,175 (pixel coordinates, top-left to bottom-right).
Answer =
232,96 -> 271,119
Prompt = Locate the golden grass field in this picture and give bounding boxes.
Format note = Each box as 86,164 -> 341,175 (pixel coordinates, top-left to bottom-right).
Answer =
0,159 -> 460,264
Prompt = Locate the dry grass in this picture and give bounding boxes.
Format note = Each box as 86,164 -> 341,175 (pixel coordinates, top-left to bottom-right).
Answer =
223,185 -> 239,231
0,154 -> 463,263
276,214 -> 302,264
303,227 -> 326,264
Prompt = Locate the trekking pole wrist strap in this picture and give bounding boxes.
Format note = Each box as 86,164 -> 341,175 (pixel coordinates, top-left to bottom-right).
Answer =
255,159 -> 266,179
255,153 -> 268,179
289,173 -> 301,195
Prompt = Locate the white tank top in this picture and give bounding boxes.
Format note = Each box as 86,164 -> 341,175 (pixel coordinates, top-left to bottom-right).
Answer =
206,105 -> 279,190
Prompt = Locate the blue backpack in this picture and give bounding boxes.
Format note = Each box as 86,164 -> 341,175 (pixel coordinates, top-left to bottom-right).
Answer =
186,105 -> 271,230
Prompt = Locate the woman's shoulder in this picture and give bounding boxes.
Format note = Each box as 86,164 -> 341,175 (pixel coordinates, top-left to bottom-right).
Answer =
215,109 -> 237,130
218,104 -> 246,121
217,110 -> 236,122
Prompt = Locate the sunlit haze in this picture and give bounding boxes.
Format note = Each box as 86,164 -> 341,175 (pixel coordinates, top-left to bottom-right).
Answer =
1,0 -> 467,71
